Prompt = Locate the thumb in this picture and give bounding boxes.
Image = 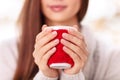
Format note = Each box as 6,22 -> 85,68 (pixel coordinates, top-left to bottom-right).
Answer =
42,24 -> 48,31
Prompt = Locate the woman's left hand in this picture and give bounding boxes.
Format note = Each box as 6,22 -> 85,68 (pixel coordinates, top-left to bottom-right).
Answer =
60,25 -> 88,75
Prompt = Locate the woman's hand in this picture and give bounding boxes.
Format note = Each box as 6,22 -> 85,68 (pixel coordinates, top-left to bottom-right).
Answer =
61,25 -> 88,75
33,25 -> 59,78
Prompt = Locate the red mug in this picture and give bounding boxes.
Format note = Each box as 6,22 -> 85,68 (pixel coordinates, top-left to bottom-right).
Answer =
45,26 -> 77,69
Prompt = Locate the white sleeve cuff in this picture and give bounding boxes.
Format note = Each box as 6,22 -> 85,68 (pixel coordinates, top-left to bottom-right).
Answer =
60,70 -> 85,80
33,71 -> 58,80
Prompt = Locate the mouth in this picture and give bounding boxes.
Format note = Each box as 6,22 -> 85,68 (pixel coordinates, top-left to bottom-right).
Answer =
48,5 -> 67,12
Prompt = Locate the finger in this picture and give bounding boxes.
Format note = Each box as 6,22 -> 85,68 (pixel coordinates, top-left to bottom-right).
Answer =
36,39 -> 59,60
61,39 -> 86,55
35,31 -> 57,50
61,39 -> 88,61
33,47 -> 56,68
36,26 -> 52,42
63,46 -> 85,69
62,33 -> 87,56
62,33 -> 86,48
63,46 -> 80,63
68,26 -> 85,41
42,47 -> 56,65
42,24 -> 47,31
33,50 -> 37,61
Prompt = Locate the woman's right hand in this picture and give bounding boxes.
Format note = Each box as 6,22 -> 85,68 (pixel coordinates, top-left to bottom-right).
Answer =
33,25 -> 59,78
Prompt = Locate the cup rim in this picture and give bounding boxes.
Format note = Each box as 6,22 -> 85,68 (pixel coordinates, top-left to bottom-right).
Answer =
44,26 -> 77,31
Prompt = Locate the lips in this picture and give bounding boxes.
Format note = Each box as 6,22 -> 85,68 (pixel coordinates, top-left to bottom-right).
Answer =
48,5 -> 67,12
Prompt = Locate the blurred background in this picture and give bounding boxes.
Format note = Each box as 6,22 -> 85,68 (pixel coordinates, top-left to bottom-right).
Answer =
0,0 -> 120,47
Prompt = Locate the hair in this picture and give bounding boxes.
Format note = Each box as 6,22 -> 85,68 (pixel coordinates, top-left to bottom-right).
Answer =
13,0 -> 89,80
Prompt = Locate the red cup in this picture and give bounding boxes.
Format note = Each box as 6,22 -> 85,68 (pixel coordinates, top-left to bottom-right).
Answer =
45,26 -> 77,69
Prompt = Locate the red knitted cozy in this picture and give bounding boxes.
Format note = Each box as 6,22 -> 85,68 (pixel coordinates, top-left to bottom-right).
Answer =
47,28 -> 74,69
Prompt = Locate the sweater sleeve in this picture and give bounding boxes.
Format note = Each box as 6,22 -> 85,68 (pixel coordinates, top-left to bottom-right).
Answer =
89,40 -> 120,80
60,70 -> 85,80
33,70 -> 58,80
0,40 -> 18,80
103,47 -> 120,80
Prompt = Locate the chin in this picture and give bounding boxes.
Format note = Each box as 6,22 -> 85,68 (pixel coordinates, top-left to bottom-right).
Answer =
50,17 -> 68,22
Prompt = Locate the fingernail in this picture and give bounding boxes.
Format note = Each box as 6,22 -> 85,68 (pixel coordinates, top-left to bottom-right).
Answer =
51,47 -> 56,52
60,39 -> 64,44
47,29 -> 52,32
63,46 -> 66,50
52,31 -> 57,35
54,39 -> 59,43
62,33 -> 67,37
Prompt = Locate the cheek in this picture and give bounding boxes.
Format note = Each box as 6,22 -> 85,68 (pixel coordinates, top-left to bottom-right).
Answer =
72,0 -> 81,12
41,0 -> 49,11
68,1 -> 81,17
41,1 -> 49,16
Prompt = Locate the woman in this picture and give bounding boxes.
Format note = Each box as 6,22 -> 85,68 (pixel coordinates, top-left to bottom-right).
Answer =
0,0 -> 120,80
